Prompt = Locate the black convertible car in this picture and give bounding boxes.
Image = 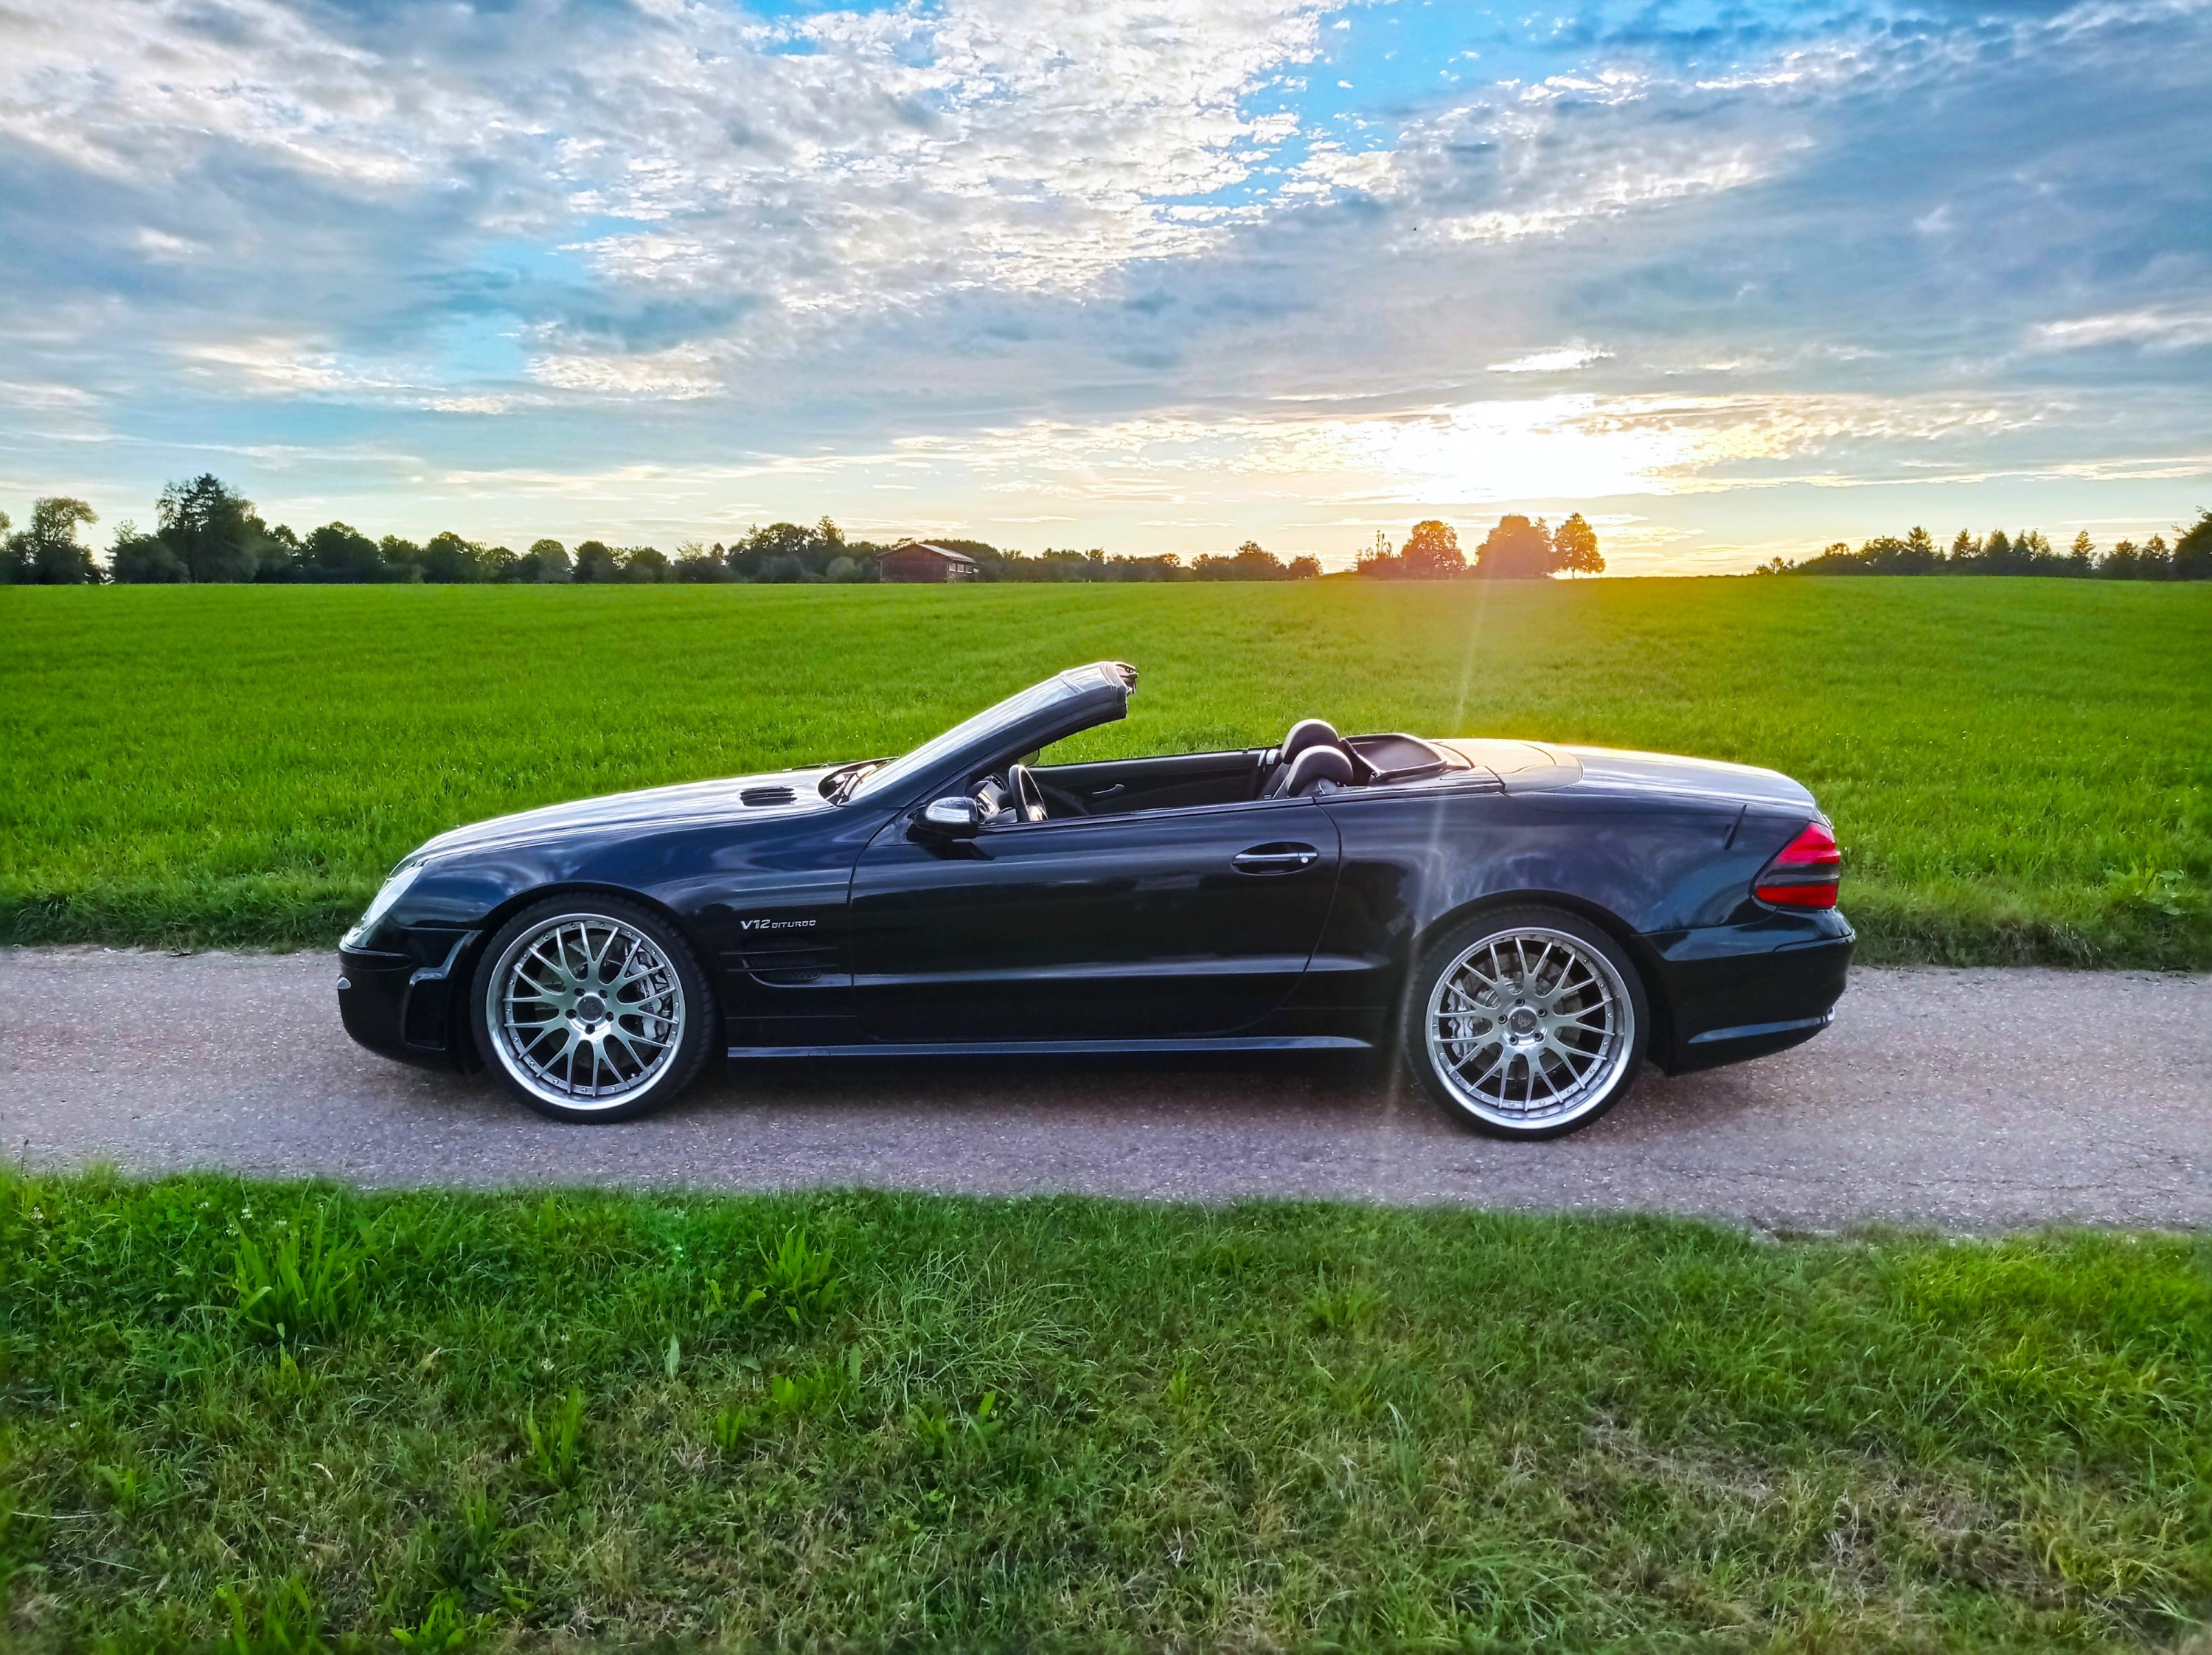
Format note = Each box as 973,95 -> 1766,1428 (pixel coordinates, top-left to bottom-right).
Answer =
339,662 -> 1850,1137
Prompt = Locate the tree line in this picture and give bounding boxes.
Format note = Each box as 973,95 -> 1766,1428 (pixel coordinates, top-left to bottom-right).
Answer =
0,473 -> 1618,588
8,478 -> 2205,588
0,475 -> 1332,586
1354,514 -> 1604,579
1756,518 -> 2212,580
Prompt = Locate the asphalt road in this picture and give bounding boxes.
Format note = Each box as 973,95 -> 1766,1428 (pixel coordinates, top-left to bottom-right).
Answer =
1,947 -> 2205,1231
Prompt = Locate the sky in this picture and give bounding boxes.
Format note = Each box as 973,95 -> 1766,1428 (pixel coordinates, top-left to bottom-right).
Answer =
1,0 -> 2208,572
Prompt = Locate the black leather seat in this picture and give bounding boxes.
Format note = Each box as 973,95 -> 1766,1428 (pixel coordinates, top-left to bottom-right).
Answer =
1265,744 -> 1355,799
1262,718 -> 1346,796
1279,718 -> 1342,767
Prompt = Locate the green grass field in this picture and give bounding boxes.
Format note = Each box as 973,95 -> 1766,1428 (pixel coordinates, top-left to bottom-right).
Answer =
1,578 -> 2205,965
3,1176 -> 2207,1652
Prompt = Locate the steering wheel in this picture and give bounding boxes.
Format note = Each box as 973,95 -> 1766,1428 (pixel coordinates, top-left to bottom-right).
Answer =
1006,763 -> 1048,824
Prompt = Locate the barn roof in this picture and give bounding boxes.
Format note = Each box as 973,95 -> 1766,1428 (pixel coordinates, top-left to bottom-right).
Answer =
878,541 -> 980,567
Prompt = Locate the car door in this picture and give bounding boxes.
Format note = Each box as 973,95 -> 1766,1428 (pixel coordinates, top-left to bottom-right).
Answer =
848,796 -> 1343,1042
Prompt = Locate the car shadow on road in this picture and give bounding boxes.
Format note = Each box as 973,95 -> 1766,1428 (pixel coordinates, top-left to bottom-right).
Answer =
406,1049 -> 1786,1147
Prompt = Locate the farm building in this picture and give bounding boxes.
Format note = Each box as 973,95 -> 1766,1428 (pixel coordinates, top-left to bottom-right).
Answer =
876,542 -> 981,583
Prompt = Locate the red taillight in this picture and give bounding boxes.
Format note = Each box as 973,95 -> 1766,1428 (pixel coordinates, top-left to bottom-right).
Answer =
1755,821 -> 1841,909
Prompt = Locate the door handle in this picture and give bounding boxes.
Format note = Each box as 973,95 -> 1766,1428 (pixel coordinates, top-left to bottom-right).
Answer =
1233,844 -> 1321,873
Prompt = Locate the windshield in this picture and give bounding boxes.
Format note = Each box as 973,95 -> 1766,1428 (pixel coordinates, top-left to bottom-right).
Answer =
846,674 -> 1085,805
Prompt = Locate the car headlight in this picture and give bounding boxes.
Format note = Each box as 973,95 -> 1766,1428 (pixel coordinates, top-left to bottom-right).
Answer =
344,860 -> 425,946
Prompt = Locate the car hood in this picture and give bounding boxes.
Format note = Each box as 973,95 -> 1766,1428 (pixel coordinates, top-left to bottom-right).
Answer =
410,767 -> 844,861
1440,738 -> 1815,809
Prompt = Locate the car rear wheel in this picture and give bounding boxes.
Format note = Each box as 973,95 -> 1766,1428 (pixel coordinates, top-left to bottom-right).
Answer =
471,897 -> 716,1123
1403,906 -> 1648,1139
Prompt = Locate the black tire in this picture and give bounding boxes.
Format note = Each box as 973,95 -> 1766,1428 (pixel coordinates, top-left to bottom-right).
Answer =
1401,905 -> 1649,1139
470,895 -> 717,1123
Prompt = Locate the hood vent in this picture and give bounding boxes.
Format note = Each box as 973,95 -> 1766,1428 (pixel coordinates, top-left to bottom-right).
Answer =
740,785 -> 799,808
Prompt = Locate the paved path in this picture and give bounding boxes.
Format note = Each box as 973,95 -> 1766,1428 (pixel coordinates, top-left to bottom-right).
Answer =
1,948 -> 2205,1231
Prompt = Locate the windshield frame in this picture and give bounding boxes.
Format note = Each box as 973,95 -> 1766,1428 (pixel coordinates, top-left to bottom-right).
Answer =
843,665 -> 1132,809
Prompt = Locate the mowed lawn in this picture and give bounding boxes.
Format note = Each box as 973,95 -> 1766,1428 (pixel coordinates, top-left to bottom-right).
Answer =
1,577 -> 2205,965
3,1176 -> 2208,1652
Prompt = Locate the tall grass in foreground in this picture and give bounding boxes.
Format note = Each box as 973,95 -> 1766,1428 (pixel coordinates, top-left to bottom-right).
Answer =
0,1176 -> 2207,1651
1,578 -> 2206,965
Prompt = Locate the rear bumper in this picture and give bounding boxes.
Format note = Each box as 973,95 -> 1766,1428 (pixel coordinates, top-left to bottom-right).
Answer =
1644,913 -> 1853,1075
338,929 -> 480,1072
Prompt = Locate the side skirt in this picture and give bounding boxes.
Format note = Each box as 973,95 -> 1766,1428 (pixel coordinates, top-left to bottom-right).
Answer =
727,1035 -> 1374,1059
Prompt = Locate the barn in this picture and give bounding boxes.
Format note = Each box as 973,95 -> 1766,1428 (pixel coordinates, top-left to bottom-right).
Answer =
875,542 -> 982,583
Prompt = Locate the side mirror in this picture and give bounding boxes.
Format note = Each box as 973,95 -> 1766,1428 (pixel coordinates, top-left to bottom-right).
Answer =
917,796 -> 982,839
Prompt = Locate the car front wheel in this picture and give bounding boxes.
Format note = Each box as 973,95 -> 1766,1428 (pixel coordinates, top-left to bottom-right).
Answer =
1402,906 -> 1649,1139
470,896 -> 717,1123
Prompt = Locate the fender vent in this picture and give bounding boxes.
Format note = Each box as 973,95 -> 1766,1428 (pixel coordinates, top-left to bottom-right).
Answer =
740,785 -> 798,807
731,944 -> 840,986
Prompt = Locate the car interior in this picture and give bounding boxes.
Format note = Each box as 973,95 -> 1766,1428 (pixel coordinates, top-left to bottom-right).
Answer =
967,721 -> 1467,825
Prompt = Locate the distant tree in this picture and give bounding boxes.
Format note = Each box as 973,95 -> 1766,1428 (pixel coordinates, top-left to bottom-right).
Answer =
253,522 -> 302,582
1792,542 -> 1854,573
1399,520 -> 1464,579
2175,510 -> 2212,580
4,496 -> 100,583
1101,552 -> 1186,582
1950,528 -> 1978,565
2138,533 -> 2173,578
298,521 -> 394,582
672,541 -> 731,583
1552,512 -> 1604,577
1473,514 -> 1557,579
1287,554 -> 1321,580
515,538 -> 571,583
573,541 -> 620,583
824,555 -> 861,583
1354,530 -> 1402,579
1194,541 -> 1290,580
420,531 -> 486,583
2069,530 -> 2097,574
619,546 -> 671,583
157,474 -> 260,582
107,521 -> 189,583
479,544 -> 518,582
724,521 -> 844,581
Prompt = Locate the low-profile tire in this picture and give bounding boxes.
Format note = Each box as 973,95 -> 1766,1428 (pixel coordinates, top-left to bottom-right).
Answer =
1402,906 -> 1649,1140
470,895 -> 717,1123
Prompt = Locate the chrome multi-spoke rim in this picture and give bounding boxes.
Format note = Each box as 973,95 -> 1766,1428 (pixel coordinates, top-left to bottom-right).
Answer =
1425,926 -> 1632,1129
485,915 -> 684,1110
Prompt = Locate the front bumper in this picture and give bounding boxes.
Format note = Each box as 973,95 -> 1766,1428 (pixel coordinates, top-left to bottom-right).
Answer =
1645,912 -> 1854,1075
338,929 -> 480,1072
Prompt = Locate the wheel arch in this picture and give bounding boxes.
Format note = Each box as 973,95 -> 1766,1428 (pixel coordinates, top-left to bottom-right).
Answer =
1408,889 -> 1677,1069
445,881 -> 717,1069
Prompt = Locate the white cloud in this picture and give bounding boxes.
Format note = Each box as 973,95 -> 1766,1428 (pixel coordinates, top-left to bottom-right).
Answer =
1489,345 -> 1610,373
1439,154 -> 1767,242
2030,310 -> 2212,351
526,347 -> 723,400
3,0 -> 1341,386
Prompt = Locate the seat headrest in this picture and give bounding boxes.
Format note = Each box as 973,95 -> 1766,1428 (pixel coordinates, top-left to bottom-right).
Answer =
1275,743 -> 1355,797
1279,718 -> 1343,764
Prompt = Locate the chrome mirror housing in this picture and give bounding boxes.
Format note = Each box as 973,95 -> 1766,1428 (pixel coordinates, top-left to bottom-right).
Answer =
919,795 -> 982,838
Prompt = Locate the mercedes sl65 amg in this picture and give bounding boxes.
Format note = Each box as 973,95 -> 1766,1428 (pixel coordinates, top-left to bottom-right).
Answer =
338,661 -> 1851,1137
